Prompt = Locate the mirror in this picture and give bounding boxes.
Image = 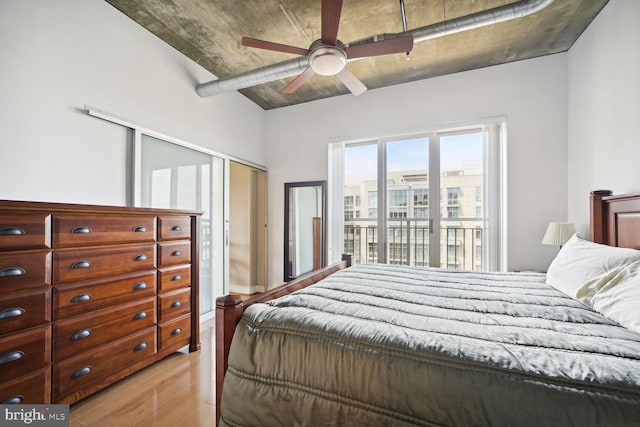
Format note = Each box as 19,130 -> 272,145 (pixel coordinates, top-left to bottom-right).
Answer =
284,181 -> 326,282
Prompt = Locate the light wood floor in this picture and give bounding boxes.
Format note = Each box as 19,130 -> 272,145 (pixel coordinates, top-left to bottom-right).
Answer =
69,318 -> 216,426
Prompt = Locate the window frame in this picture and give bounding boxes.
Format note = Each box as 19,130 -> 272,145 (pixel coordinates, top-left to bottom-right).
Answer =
329,119 -> 507,271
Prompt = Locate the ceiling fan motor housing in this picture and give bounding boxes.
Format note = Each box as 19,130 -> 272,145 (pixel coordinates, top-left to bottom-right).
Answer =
309,40 -> 347,76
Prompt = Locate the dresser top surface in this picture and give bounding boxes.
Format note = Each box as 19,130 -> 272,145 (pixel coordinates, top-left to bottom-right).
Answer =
0,200 -> 202,216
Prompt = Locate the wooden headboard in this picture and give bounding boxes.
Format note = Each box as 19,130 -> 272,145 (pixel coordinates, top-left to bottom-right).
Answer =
590,190 -> 640,249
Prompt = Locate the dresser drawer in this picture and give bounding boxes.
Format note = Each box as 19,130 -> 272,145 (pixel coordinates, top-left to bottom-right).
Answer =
54,271 -> 156,320
158,241 -> 191,267
53,297 -> 156,361
0,366 -> 51,404
158,314 -> 190,352
158,216 -> 191,241
53,326 -> 156,402
53,214 -> 156,248
158,265 -> 191,292
53,243 -> 156,284
158,288 -> 191,323
0,250 -> 51,295
0,288 -> 51,335
0,325 -> 51,383
0,213 -> 51,250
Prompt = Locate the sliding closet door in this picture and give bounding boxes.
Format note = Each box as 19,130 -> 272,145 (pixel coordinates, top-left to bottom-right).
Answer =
138,134 -> 225,317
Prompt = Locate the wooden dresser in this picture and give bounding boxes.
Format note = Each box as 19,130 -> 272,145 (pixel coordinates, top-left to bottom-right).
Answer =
0,200 -> 201,404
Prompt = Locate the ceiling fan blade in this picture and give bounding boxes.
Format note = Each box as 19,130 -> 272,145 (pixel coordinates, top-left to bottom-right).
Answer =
242,37 -> 308,56
336,68 -> 367,96
345,35 -> 414,59
283,68 -> 316,94
321,0 -> 343,45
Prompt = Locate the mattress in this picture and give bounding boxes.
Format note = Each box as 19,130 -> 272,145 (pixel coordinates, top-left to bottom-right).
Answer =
220,264 -> 640,426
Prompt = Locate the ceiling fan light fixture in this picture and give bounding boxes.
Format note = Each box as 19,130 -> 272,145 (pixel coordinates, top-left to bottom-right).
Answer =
309,45 -> 346,76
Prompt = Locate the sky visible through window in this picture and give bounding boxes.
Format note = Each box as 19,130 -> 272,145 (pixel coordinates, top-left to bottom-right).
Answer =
345,133 -> 482,182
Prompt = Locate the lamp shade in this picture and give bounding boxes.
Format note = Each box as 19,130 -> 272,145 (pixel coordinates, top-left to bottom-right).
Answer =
542,222 -> 576,246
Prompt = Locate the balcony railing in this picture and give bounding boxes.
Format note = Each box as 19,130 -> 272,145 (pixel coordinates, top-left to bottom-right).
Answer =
344,219 -> 484,271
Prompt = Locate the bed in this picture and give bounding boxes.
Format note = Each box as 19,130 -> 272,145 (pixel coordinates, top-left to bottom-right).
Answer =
215,190 -> 640,426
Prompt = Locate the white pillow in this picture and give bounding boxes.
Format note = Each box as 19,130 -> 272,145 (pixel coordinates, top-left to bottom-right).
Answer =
590,260 -> 640,335
546,234 -> 640,305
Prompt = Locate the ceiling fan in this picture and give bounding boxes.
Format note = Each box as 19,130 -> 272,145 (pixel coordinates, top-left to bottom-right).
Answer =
241,0 -> 414,96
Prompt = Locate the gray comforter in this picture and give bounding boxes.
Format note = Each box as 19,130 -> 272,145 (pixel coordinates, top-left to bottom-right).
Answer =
220,264 -> 640,426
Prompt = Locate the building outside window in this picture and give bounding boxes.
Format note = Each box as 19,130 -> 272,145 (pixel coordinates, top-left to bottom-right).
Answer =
367,226 -> 378,263
413,188 -> 429,218
344,196 -> 354,220
447,187 -> 460,205
389,243 -> 407,265
368,191 -> 377,218
388,189 -> 408,218
414,242 -> 429,266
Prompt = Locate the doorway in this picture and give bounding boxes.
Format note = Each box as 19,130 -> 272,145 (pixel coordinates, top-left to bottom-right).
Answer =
229,161 -> 267,294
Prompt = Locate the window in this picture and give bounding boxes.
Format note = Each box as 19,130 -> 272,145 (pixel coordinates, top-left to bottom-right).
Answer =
368,191 -> 377,218
331,121 -> 506,271
447,245 -> 459,267
367,227 -> 378,263
447,187 -> 460,206
389,243 -> 407,264
388,189 -> 408,218
344,196 -> 354,220
413,188 -> 429,218
414,242 -> 429,266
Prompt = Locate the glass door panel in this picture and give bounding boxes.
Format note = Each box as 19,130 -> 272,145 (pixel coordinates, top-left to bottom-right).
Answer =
439,131 -> 484,271
344,143 -> 377,264
386,137 -> 429,266
340,125 -> 498,270
140,134 -> 224,316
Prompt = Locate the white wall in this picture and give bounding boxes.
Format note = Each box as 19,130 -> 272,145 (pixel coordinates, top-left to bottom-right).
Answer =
567,0 -> 640,236
265,54 -> 568,285
0,0 -> 265,206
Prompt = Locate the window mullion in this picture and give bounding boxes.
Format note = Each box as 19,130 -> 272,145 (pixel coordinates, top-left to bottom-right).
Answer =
429,134 -> 440,267
377,140 -> 387,264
